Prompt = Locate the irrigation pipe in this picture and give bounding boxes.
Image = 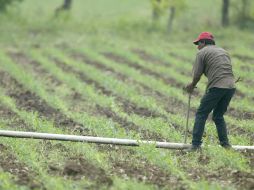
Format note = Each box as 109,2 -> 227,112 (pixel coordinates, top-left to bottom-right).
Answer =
0,130 -> 253,151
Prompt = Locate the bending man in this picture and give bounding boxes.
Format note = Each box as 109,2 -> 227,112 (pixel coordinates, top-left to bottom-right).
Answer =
185,32 -> 235,150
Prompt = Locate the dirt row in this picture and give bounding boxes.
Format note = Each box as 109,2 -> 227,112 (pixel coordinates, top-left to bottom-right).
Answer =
4,51 -> 189,189
70,52 -> 185,119
0,102 -> 45,189
0,143 -> 45,189
0,67 -> 89,135
233,53 -> 254,63
51,56 -> 168,141
103,52 -> 185,93
181,155 -> 254,190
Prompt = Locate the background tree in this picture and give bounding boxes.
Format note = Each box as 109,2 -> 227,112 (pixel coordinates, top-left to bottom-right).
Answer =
231,0 -> 254,28
222,0 -> 230,27
150,0 -> 186,33
151,0 -> 167,22
55,0 -> 72,16
0,0 -> 22,12
166,0 -> 186,33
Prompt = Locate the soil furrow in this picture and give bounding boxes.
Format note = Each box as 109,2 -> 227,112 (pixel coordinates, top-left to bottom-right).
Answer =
183,162 -> 254,190
233,54 -> 254,63
41,141 -> 112,188
51,57 -> 167,141
103,52 -> 184,89
8,51 -> 62,88
55,56 -> 162,118
0,70 -> 88,134
0,144 -> 45,189
0,103 -> 31,130
96,144 -> 186,189
0,103 -> 45,188
70,52 -> 181,118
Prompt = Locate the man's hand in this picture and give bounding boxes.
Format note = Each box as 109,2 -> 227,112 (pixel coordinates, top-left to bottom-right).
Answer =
184,83 -> 195,94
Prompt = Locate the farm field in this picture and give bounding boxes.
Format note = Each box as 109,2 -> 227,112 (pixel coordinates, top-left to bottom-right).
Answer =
0,0 -> 253,189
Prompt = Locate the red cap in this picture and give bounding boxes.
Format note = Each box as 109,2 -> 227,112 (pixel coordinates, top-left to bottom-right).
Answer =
193,32 -> 214,45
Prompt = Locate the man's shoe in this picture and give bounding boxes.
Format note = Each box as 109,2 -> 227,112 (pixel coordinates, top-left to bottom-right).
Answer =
185,145 -> 201,152
221,144 -> 232,149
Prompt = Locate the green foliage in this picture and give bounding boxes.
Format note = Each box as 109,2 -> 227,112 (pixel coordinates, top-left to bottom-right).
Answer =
194,180 -> 235,190
112,178 -> 155,190
0,172 -> 27,190
231,0 -> 254,28
0,0 -> 22,12
151,0 -> 186,19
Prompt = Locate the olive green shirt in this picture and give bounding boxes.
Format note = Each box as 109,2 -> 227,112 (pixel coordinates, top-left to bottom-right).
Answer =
192,45 -> 235,90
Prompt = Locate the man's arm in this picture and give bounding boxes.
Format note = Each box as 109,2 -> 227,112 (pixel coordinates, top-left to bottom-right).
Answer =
185,76 -> 200,93
185,53 -> 204,93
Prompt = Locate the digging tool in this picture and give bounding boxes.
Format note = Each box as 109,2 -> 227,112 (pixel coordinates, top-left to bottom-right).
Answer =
184,93 -> 191,144
0,130 -> 253,151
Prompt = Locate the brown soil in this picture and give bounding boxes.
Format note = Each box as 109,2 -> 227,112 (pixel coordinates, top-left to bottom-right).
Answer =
240,150 -> 254,169
53,56 -> 162,119
187,166 -> 254,190
168,52 -> 192,63
0,104 -> 29,130
0,144 -> 45,189
0,70 -> 88,134
132,49 -> 172,67
228,107 -> 254,120
50,56 -> 169,141
49,156 -> 113,189
70,52 -> 191,119
8,51 -> 62,88
233,54 -> 254,63
103,52 -> 184,89
112,160 -> 184,189
72,52 -> 128,81
95,104 -> 166,141
178,151 -> 254,190
204,168 -> 254,190
97,144 -> 187,189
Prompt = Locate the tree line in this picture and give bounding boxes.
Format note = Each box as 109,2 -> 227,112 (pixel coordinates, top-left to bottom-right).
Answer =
151,0 -> 254,31
1,0 -> 253,30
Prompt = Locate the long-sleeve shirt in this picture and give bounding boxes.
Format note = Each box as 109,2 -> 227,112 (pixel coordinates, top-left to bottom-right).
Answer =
192,45 -> 235,90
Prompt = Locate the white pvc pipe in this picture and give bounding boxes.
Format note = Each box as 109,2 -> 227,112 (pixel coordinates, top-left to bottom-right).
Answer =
0,130 -> 253,151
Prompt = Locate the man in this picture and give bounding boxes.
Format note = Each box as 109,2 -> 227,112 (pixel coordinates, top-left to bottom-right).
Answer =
185,32 -> 235,151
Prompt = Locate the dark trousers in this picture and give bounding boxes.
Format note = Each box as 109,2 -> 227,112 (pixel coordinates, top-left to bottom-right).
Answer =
192,87 -> 235,146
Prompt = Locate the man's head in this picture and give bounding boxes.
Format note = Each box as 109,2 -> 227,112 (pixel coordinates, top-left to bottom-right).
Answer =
193,32 -> 215,50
